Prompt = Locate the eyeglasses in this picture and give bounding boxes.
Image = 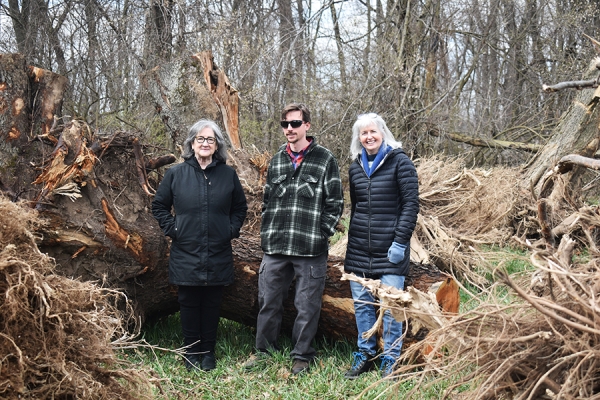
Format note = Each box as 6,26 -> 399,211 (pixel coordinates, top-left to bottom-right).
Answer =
280,120 -> 304,129
195,136 -> 216,144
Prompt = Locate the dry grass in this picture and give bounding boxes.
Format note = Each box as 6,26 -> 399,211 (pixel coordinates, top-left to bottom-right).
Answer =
353,156 -> 600,399
0,196 -> 156,399
414,156 -> 529,284
390,243 -> 600,399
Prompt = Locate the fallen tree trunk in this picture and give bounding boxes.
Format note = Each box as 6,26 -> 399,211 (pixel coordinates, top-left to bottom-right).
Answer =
0,52 -> 457,344
427,125 -> 543,153
225,235 -> 456,341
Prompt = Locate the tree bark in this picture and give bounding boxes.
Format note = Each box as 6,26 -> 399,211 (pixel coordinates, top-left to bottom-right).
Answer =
0,54 -> 30,144
0,53 -> 456,344
525,64 -> 600,194
192,52 -> 241,149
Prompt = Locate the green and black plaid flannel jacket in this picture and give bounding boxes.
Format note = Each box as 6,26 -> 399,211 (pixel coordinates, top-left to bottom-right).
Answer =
260,138 -> 344,257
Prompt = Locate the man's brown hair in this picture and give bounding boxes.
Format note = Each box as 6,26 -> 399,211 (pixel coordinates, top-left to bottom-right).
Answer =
281,103 -> 311,123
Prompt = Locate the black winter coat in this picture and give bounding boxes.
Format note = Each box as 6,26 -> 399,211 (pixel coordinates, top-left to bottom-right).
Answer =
152,157 -> 247,286
344,148 -> 419,277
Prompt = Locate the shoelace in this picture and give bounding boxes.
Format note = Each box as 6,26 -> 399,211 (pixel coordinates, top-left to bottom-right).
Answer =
380,357 -> 394,374
351,352 -> 367,369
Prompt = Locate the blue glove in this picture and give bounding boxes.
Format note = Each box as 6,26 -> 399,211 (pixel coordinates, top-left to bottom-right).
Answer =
388,242 -> 407,264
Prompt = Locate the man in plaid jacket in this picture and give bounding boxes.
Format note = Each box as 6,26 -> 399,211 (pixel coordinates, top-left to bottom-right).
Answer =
244,103 -> 343,375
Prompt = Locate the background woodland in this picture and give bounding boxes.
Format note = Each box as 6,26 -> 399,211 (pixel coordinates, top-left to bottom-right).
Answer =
2,1 -> 600,399
2,0 -> 599,167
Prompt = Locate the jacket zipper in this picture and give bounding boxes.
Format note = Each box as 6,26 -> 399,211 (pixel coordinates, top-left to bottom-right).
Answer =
201,168 -> 209,285
362,151 -> 392,273
367,174 -> 372,273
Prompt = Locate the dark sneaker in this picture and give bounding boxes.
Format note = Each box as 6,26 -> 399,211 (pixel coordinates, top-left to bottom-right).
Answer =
184,354 -> 201,371
201,353 -> 216,371
291,358 -> 310,375
242,351 -> 270,370
380,355 -> 397,379
344,351 -> 374,379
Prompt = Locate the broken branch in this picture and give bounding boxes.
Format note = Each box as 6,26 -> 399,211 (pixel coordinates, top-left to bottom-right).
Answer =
132,137 -> 155,195
427,126 -> 543,152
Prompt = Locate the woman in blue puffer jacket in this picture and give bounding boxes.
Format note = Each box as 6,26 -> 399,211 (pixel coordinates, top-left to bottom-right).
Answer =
152,120 -> 247,372
343,113 -> 419,380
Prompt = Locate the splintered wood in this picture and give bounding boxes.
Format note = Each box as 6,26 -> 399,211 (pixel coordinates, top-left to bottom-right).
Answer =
32,120 -> 96,202
342,273 -> 455,337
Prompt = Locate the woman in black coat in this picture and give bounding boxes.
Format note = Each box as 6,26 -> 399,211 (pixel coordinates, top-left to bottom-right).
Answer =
152,120 -> 247,371
343,113 -> 419,380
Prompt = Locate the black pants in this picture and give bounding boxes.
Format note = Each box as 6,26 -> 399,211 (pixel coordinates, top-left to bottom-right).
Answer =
178,285 -> 224,356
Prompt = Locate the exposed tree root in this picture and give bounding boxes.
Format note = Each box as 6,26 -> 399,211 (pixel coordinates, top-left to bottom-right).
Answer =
359,185 -> 600,399
0,196 -> 156,399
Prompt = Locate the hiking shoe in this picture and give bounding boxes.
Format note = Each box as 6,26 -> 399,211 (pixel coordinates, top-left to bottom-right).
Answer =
380,355 -> 397,379
344,351 -> 374,379
291,358 -> 310,375
201,353 -> 216,371
184,354 -> 201,371
242,351 -> 270,370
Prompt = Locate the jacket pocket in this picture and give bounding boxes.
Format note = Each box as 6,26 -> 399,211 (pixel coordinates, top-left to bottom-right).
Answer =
170,217 -> 179,240
298,174 -> 318,198
230,224 -> 241,239
272,174 -> 287,197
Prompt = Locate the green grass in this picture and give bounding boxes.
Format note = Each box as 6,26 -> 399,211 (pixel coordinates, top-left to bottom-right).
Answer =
455,245 -> 535,310
123,315 -> 432,399
123,245 -> 535,398
573,247 -> 591,264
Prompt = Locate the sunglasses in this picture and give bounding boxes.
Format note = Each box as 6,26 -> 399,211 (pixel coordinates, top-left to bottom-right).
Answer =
280,120 -> 304,129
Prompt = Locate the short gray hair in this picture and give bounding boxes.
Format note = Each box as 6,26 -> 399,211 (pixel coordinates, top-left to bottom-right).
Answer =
182,119 -> 228,162
349,113 -> 402,160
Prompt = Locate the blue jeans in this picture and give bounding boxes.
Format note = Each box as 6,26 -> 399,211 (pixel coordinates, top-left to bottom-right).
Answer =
349,274 -> 405,359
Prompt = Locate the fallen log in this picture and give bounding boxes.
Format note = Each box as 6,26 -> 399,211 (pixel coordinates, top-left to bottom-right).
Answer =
426,125 -> 542,153
225,234 -> 457,342
0,52 -> 458,345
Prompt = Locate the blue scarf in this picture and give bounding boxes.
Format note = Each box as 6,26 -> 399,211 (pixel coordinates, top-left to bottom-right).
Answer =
361,142 -> 391,177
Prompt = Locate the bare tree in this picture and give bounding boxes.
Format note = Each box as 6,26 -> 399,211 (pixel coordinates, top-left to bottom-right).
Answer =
329,1 -> 347,89
5,0 -> 34,55
143,0 -> 174,67
0,0 -> 598,168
